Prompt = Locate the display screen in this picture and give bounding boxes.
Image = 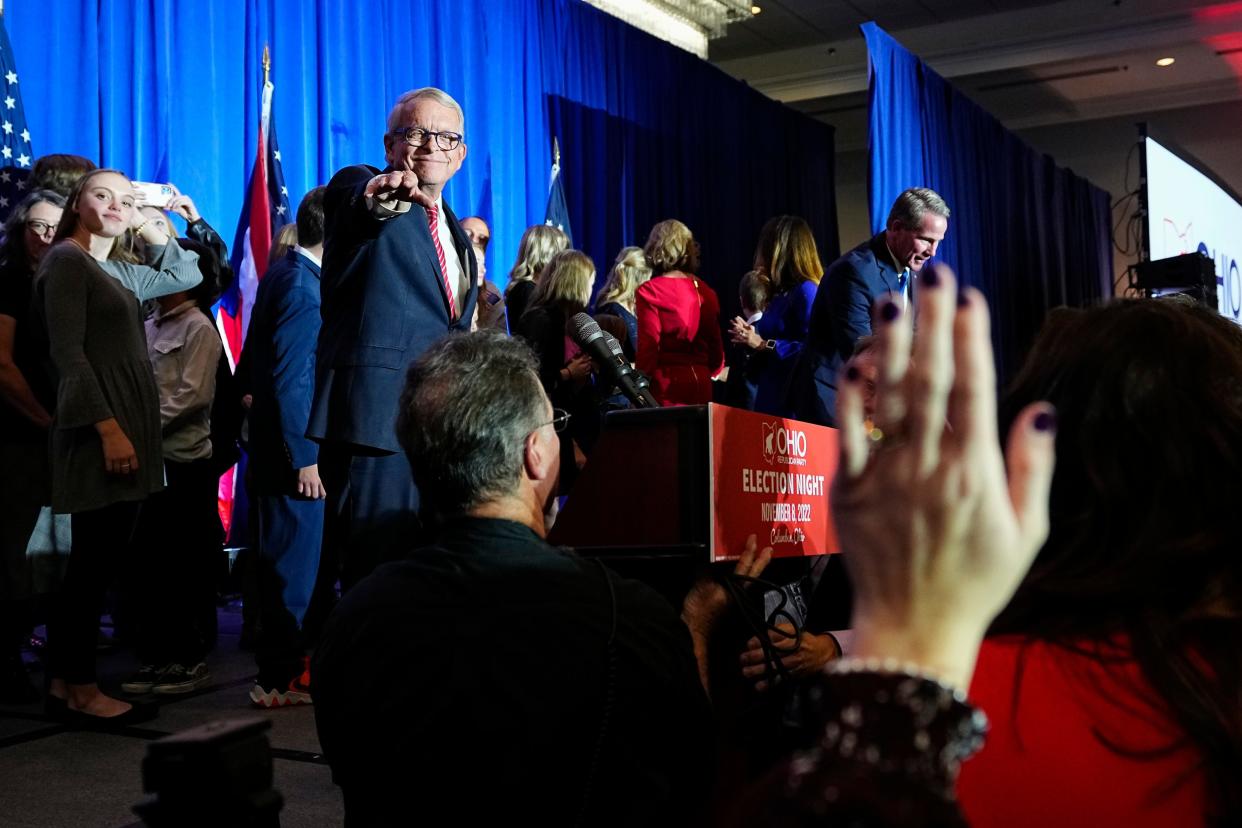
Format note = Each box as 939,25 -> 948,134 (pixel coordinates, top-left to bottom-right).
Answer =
1144,136 -> 1242,322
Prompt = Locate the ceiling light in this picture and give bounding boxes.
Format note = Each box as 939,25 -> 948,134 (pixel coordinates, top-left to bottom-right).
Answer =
1156,57 -> 1176,66
584,0 -> 757,58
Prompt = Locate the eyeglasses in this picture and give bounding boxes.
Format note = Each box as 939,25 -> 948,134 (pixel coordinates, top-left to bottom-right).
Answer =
523,408 -> 571,444
541,408 -> 572,434
26,220 -> 58,237
392,126 -> 463,151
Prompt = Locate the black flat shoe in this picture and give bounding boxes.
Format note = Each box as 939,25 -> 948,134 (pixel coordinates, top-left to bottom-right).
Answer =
54,701 -> 157,730
43,694 -> 67,716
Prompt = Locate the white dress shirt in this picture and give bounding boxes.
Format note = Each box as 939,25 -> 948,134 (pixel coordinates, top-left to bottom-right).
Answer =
884,242 -> 912,309
293,244 -> 322,268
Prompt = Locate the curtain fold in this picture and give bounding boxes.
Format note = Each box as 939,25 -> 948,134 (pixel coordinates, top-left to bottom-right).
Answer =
8,0 -> 837,300
862,22 -> 1112,381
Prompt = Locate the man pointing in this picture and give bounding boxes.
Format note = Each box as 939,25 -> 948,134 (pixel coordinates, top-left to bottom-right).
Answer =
309,87 -> 478,590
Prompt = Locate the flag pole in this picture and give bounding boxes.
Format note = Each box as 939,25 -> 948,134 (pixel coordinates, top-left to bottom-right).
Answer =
262,44 -> 271,84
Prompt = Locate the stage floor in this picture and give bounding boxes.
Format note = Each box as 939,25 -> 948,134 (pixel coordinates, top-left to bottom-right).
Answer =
0,602 -> 345,827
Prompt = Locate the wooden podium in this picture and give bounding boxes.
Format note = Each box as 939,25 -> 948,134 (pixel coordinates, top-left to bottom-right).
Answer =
549,404 -> 840,596
550,405 -> 713,561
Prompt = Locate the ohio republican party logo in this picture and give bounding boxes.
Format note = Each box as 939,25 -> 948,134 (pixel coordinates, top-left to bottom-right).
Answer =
762,422 -> 808,466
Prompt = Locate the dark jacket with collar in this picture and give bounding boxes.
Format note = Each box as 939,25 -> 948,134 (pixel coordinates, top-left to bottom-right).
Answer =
312,515 -> 715,826
184,217 -> 234,297
308,164 -> 478,453
244,248 -> 321,494
794,233 -> 907,427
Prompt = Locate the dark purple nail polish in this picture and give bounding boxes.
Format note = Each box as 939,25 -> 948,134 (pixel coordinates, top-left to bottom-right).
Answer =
956,290 -> 969,308
1033,410 -> 1057,432
880,301 -> 900,322
845,365 -> 861,382
923,268 -> 941,287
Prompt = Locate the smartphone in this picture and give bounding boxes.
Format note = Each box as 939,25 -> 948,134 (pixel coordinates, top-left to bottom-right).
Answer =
133,181 -> 175,208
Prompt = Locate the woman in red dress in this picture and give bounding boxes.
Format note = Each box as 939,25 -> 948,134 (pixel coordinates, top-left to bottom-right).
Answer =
958,301 -> 1242,827
634,220 -> 723,405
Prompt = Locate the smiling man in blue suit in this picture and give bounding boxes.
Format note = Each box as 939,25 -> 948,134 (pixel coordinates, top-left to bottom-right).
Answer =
795,187 -> 949,426
309,87 -> 478,589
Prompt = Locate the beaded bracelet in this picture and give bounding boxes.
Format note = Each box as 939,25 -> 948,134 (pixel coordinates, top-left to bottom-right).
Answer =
789,661 -> 989,799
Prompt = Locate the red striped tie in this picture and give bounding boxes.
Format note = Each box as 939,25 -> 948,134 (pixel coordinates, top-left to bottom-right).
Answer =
426,204 -> 458,320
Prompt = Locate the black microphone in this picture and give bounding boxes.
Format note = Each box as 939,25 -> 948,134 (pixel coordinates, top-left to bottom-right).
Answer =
600,330 -> 659,401
601,330 -> 626,359
569,313 -> 660,409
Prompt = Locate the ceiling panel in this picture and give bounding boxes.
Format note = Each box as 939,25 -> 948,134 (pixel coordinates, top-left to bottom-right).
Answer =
918,0 -> 1004,18
712,0 -> 1070,60
708,25 -> 773,56
791,0 -> 870,29
709,0 -> 1242,138
712,1 -> 838,60
837,0 -> 940,28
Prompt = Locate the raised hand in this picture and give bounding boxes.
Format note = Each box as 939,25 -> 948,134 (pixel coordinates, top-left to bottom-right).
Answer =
166,185 -> 202,223
832,263 -> 1056,690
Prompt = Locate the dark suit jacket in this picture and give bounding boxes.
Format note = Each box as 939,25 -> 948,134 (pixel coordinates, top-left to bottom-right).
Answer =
794,233 -> 905,426
308,164 -> 478,453
513,304 -> 600,485
245,249 -> 321,494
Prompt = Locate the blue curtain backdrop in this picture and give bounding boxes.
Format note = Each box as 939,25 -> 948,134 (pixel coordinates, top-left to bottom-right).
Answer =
548,94 -> 838,317
862,23 -> 1112,381
7,0 -> 836,304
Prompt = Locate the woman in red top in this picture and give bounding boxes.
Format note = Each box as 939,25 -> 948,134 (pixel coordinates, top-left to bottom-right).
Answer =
634,219 -> 723,405
958,301 -> 1242,827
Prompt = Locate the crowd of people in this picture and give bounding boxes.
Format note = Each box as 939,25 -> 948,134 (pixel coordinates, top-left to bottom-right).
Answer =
0,86 -> 1238,827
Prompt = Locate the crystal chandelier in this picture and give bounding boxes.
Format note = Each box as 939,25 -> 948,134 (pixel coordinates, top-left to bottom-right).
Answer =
583,0 -> 758,59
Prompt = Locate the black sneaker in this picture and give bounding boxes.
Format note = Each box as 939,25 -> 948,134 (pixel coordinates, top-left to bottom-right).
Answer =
121,664 -> 164,694
152,662 -> 210,695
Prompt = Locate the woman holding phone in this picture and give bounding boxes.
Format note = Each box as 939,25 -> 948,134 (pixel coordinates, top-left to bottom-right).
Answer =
36,168 -> 200,725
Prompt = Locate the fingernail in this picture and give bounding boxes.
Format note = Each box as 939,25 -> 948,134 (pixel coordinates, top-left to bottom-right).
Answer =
1033,410 -> 1057,433
845,365 -> 861,382
923,268 -> 941,287
956,290 -> 969,308
880,301 -> 900,322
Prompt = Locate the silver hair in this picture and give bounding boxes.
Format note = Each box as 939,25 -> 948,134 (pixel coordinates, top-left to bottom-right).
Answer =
386,87 -> 465,134
396,331 -> 548,517
886,187 -> 950,229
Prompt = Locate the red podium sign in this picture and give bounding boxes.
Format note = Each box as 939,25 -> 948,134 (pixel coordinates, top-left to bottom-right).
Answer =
707,404 -> 840,562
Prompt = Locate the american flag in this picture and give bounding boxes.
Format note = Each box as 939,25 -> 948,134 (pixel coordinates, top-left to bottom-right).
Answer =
219,75 -> 293,369
216,71 -> 293,537
544,136 -> 573,246
0,12 -> 34,224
